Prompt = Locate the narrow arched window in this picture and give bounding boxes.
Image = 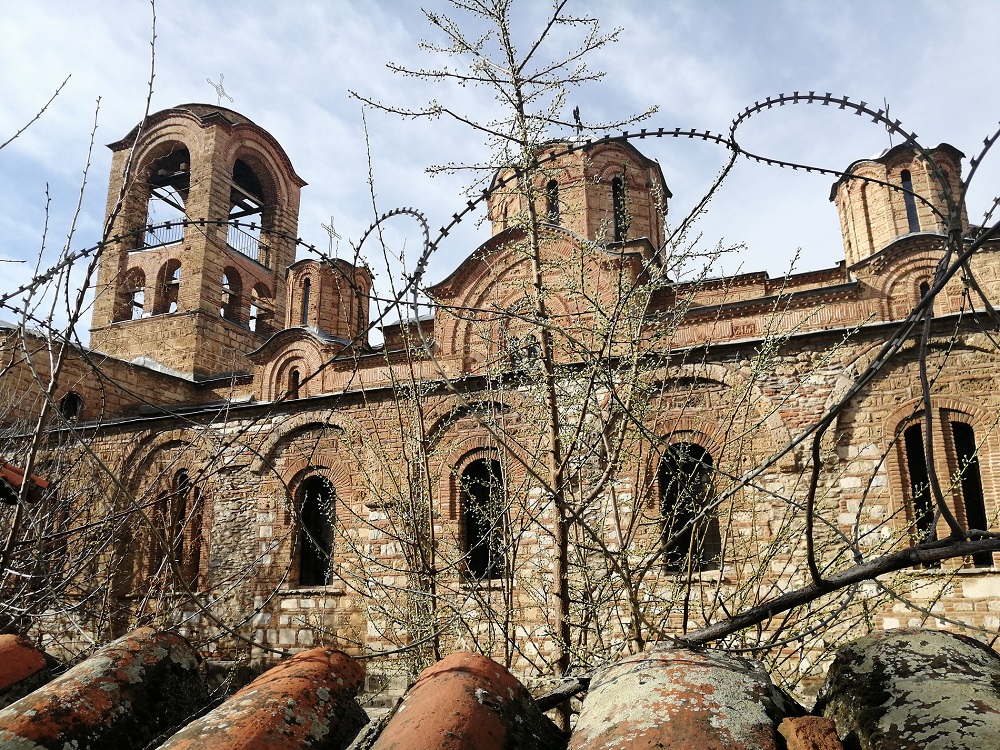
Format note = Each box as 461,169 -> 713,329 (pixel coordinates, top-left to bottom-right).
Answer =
901,169 -> 920,233
221,267 -> 242,323
301,278 -> 311,326
149,468 -> 201,585
659,442 -> 721,571
58,392 -> 83,422
545,180 -> 560,225
288,368 -> 300,399
903,424 -> 935,544
461,458 -> 506,579
952,421 -> 992,567
249,282 -> 274,336
170,469 -> 191,567
298,476 -> 336,586
612,176 -> 628,242
116,269 -> 146,322
155,259 -> 181,314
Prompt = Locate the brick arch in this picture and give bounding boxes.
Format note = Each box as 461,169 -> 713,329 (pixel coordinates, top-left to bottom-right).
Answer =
879,251 -> 951,320
639,416 -> 727,512
441,441 -> 510,521
424,398 -> 517,454
280,459 -> 354,527
434,232 -> 602,366
250,412 -> 361,475
223,134 -> 296,213
122,428 -> 217,491
259,338 -> 325,401
646,362 -> 796,470
883,395 -> 1000,546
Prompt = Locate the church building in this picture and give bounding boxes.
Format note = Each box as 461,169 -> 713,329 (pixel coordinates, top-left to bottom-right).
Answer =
2,103 -> 999,692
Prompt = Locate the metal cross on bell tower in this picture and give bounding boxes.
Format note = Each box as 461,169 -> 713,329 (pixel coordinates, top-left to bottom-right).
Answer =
207,74 -> 234,107
321,215 -> 341,258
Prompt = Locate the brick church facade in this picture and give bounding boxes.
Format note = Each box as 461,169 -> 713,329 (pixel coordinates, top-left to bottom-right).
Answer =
3,103 -> 1000,691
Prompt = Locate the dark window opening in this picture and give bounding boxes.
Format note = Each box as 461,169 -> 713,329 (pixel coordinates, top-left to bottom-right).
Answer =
288,368 -> 300,400
461,458 -> 506,580
58,392 -> 83,422
150,468 -> 201,585
904,424 -> 937,551
546,180 -> 560,225
901,169 -> 920,233
298,476 -> 336,586
612,176 -> 629,242
952,422 -> 992,567
300,278 -> 311,326
659,442 -> 721,571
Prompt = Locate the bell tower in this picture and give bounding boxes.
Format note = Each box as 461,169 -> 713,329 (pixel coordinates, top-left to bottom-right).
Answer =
90,104 -> 306,379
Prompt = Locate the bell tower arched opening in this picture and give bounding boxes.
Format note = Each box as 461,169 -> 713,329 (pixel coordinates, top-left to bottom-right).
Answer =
91,104 -> 305,379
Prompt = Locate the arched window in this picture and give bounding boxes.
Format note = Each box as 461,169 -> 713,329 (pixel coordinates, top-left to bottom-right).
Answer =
903,424 -> 935,545
249,282 -> 274,336
116,269 -> 146,322
154,259 -> 181,314
659,442 -> 721,571
150,468 -> 202,585
288,368 -> 301,399
300,277 -> 311,326
460,458 -> 506,580
901,169 -> 920,233
143,148 -> 189,249
952,421 -> 992,567
298,476 -> 336,586
58,392 -> 83,422
612,176 -> 629,242
221,267 -> 243,323
227,158 -> 272,265
545,180 -> 560,225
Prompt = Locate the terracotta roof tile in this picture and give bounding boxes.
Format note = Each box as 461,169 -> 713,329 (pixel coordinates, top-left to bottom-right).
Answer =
0,634 -> 50,709
0,634 -> 47,693
157,647 -> 367,750
0,458 -> 48,504
2,628 -> 998,749
0,627 -> 207,750
370,651 -> 565,750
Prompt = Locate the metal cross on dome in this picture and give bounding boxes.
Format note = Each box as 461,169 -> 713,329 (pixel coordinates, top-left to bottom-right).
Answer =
207,74 -> 234,107
322,215 -> 341,257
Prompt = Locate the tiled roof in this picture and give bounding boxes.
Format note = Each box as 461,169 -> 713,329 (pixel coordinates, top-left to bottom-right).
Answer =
1,628 -> 997,749
0,458 -> 49,504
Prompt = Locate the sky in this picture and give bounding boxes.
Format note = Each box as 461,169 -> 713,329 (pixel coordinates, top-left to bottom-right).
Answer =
1,0 -> 998,335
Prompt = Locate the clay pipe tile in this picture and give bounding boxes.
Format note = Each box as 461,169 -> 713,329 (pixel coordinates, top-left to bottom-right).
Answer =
371,651 -> 566,750
0,634 -> 52,709
0,627 -> 208,750
0,634 -> 48,693
570,648 -> 801,750
157,647 -> 367,750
